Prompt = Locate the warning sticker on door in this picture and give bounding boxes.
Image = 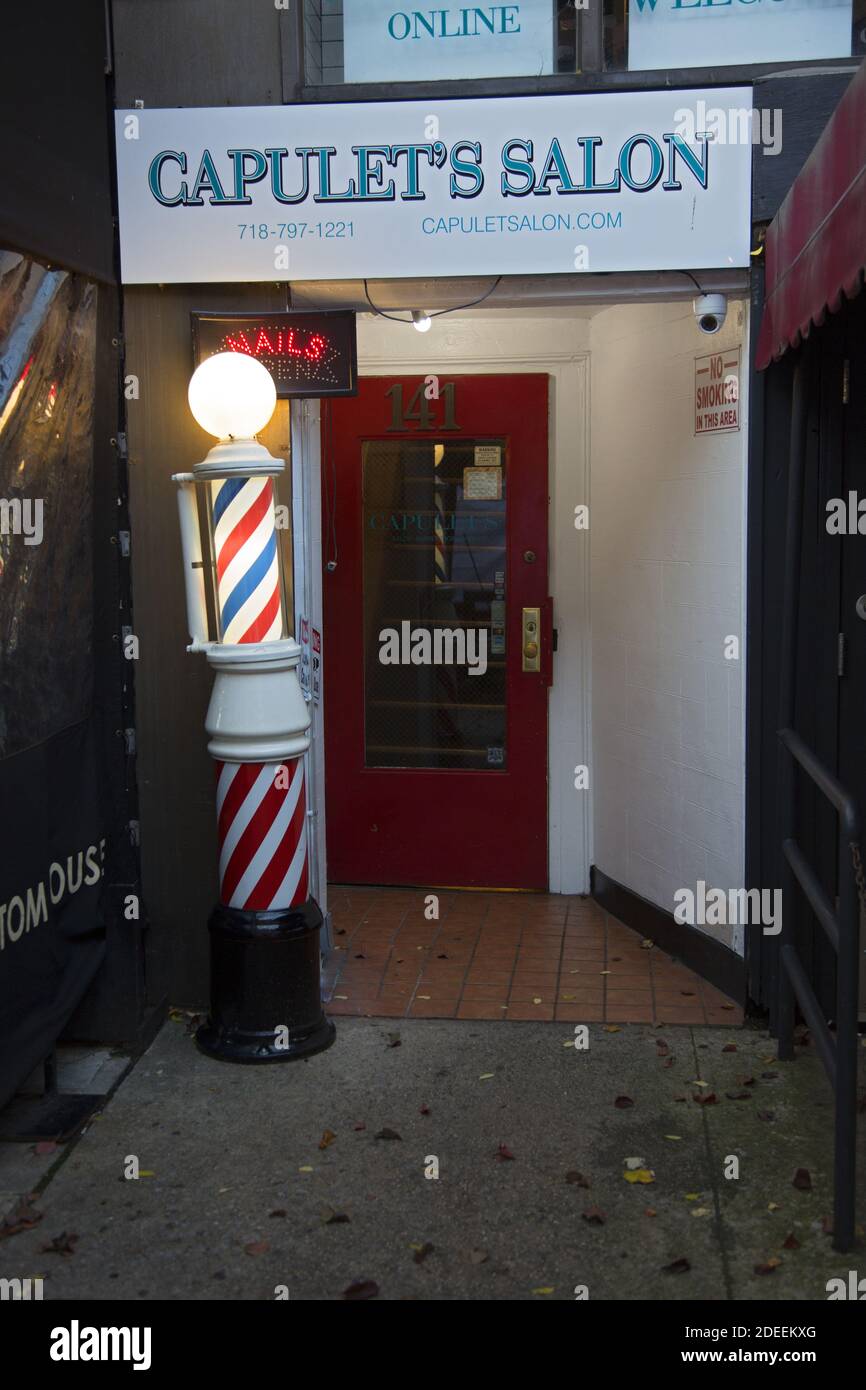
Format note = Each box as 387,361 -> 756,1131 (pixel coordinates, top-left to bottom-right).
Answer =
695,348 -> 740,434
464,466 -> 502,500
474,445 -> 501,467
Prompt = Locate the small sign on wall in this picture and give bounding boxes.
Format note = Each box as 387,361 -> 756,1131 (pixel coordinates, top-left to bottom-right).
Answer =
299,617 -> 311,696
695,347 -> 740,435
464,467 -> 503,500
311,627 -> 322,705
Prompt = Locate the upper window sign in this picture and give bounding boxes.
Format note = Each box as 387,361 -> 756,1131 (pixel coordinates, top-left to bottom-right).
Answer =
338,2 -> 553,82
627,0 -> 854,72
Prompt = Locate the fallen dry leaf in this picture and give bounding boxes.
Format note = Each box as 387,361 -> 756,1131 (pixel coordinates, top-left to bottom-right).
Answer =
722,1043 -> 738,1053
582,1206 -> 606,1225
614,1095 -> 634,1109
269,1208 -> 287,1218
693,1091 -> 718,1105
479,1073 -> 495,1081
419,1103 -> 431,1115
468,1249 -> 489,1265
34,1141 -> 58,1157
602,1024 -> 621,1033
644,1208 -> 658,1217
662,1257 -> 691,1274
412,1241 -> 434,1264
753,1257 -> 782,1275
782,1232 -> 801,1250
726,1091 -> 751,1101
319,1129 -> 337,1150
757,1110 -> 775,1122
655,1039 -> 670,1057
41,1231 -> 77,1257
792,1168 -> 812,1192
320,1207 -> 350,1225
353,1121 -> 366,1132
0,1194 -> 43,1241
691,1207 -> 710,1218
623,1169 -> 655,1185
565,1171 -> 591,1187
532,1286 -> 555,1295
244,1239 -> 270,1257
386,1032 -> 401,1048
342,1279 -> 379,1300
495,1143 -> 515,1162
375,1128 -> 402,1142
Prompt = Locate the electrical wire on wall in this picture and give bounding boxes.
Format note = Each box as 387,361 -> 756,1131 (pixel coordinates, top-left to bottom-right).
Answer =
363,276 -> 503,324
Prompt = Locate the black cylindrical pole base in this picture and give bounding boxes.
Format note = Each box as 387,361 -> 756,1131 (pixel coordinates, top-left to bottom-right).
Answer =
195,898 -> 336,1064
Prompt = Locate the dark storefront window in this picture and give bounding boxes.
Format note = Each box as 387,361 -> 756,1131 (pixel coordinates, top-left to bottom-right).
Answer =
0,253 -> 97,758
363,437 -> 508,771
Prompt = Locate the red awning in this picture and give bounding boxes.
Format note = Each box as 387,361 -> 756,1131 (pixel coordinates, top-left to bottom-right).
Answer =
756,59 -> 866,370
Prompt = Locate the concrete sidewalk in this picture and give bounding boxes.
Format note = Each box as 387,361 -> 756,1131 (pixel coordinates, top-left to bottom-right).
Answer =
0,1016 -> 863,1301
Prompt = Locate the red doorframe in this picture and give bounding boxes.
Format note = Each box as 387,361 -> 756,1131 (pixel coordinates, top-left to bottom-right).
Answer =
322,374 -> 550,889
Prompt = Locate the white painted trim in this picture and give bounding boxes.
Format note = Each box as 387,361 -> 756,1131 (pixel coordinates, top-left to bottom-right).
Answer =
291,398 -> 329,934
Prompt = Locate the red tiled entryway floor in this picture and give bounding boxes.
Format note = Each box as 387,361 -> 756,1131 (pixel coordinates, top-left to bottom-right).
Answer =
324,886 -> 742,1025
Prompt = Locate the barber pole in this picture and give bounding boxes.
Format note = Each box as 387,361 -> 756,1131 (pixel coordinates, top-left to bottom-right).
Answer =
173,352 -> 334,1064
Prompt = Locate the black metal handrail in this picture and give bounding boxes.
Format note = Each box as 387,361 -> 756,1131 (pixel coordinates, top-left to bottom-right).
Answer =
775,728 -> 861,1254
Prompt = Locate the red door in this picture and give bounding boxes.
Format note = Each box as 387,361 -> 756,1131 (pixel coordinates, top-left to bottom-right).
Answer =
322,374 -> 550,889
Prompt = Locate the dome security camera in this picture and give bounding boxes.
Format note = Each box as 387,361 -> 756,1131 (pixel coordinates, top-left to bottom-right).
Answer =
694,293 -> 727,335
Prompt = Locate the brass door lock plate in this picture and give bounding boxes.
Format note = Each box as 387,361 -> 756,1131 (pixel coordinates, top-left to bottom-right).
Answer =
522,607 -> 541,672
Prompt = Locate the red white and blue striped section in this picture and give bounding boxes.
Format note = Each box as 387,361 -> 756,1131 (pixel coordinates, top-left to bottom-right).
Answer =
215,758 -> 309,911
211,476 -> 282,644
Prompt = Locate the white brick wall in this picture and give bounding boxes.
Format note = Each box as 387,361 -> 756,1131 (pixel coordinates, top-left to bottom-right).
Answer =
589,300 -> 748,954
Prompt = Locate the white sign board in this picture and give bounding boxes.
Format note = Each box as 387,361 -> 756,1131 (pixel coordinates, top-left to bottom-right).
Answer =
343,0 -> 553,83
114,88 -> 752,283
629,0 -> 851,71
695,347 -> 740,435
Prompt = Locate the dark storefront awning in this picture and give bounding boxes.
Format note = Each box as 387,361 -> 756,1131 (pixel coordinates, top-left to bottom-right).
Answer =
756,59 -> 866,370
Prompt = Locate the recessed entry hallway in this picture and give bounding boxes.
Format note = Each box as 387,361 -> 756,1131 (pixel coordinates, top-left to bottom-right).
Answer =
324,888 -> 742,1025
